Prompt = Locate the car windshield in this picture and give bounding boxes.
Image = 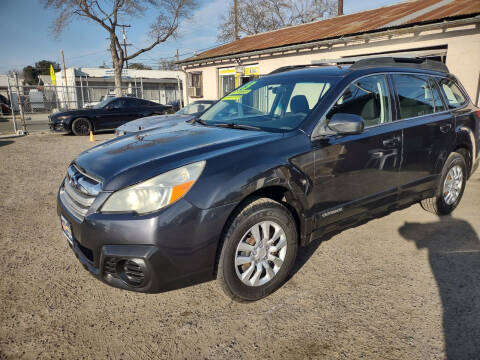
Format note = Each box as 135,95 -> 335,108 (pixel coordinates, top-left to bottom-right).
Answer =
199,75 -> 338,132
177,102 -> 212,115
93,97 -> 115,109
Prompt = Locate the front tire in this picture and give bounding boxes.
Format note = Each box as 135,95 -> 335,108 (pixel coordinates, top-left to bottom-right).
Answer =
71,117 -> 92,136
420,151 -> 467,215
217,197 -> 298,302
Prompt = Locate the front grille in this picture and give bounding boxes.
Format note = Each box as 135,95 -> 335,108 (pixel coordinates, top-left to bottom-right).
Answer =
122,260 -> 145,286
103,257 -> 146,287
59,164 -> 101,222
104,257 -> 118,275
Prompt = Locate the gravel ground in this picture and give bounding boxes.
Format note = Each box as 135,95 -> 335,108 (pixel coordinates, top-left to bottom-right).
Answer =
1,133 -> 480,359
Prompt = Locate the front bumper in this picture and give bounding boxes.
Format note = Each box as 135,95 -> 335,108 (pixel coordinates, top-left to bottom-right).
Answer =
57,191 -> 237,293
49,117 -> 70,132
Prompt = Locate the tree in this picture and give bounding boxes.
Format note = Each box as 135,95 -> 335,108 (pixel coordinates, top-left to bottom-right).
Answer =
44,0 -> 197,96
23,66 -> 38,85
35,60 -> 61,75
217,0 -> 337,43
22,60 -> 61,85
158,59 -> 177,71
129,62 -> 152,70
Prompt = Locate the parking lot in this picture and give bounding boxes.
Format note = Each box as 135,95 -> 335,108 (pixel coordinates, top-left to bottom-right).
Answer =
1,132 -> 480,359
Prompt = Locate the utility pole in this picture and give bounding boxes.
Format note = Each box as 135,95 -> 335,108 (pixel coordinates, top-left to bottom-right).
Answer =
119,24 -> 132,69
338,0 -> 344,16
61,50 -> 70,110
13,72 -> 26,133
234,0 -> 239,40
176,49 -> 183,109
6,76 -> 17,134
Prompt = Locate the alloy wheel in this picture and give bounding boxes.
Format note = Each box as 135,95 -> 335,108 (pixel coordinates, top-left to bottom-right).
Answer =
443,165 -> 463,205
234,221 -> 287,287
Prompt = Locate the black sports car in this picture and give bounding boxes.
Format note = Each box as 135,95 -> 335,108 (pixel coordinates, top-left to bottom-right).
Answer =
49,97 -> 171,135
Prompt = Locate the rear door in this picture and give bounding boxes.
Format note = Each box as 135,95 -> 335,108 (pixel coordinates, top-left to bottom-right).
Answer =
311,74 -> 404,229
391,73 -> 455,202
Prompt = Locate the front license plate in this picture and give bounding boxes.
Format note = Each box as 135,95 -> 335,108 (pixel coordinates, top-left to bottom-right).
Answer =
61,215 -> 74,246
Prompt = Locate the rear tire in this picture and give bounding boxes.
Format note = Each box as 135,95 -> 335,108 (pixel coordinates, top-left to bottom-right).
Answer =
217,197 -> 298,302
420,151 -> 467,215
71,117 -> 92,136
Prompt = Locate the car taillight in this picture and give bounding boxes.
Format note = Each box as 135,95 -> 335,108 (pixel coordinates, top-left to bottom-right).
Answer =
476,109 -> 480,119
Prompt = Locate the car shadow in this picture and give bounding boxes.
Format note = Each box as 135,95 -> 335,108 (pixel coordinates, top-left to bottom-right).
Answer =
0,140 -> 14,147
291,216 -> 376,277
398,215 -> 480,359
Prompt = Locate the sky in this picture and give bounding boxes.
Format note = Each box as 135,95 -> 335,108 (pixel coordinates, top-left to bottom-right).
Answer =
0,0 -> 405,74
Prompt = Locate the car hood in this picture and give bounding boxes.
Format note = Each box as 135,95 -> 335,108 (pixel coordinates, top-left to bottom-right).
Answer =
74,124 -> 282,191
116,114 -> 193,134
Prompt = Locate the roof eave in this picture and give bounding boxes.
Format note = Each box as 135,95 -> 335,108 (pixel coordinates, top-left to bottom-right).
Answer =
179,14 -> 480,67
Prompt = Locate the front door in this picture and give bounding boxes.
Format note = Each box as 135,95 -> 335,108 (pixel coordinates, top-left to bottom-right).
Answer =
311,74 -> 403,231
102,98 -> 137,129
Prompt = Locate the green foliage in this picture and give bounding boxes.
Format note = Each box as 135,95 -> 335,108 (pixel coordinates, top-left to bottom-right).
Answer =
22,60 -> 61,85
23,66 -> 38,85
129,63 -> 152,70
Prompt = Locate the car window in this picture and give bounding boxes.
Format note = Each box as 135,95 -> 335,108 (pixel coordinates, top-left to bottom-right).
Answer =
392,74 -> 434,119
286,82 -> 330,113
327,74 -> 391,127
138,99 -> 155,106
428,77 -> 446,112
438,78 -> 466,109
177,102 -> 212,115
110,99 -> 127,109
199,75 -> 338,132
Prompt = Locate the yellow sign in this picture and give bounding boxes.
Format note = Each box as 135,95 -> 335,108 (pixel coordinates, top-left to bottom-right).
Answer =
50,64 -> 56,86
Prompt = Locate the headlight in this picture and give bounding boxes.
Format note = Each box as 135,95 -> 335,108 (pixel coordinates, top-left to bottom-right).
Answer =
101,161 -> 205,214
56,115 -> 70,121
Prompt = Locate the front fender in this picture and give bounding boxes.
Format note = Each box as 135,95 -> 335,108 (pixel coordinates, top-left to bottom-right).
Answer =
184,131 -> 315,244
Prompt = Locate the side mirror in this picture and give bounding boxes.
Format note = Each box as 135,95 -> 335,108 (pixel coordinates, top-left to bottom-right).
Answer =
327,113 -> 364,135
104,105 -> 112,110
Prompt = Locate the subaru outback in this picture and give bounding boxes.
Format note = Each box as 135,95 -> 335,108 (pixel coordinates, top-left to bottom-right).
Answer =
57,57 -> 479,301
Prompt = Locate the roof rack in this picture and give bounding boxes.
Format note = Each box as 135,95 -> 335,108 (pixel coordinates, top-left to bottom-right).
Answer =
350,57 -> 449,73
268,64 -> 324,74
270,56 -> 449,75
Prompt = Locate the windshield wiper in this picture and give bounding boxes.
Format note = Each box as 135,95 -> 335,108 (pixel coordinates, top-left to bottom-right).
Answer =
212,123 -> 262,131
190,117 -> 207,125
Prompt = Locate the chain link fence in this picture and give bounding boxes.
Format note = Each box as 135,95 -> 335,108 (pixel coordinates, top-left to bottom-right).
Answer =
0,77 -> 181,134
3,84 -> 180,113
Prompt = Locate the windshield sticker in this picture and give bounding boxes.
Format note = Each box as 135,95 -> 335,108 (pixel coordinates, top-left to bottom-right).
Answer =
225,80 -> 258,98
229,88 -> 252,95
223,95 -> 241,101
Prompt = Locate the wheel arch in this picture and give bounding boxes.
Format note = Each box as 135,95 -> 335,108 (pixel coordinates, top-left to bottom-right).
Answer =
454,125 -> 476,177
212,184 -> 308,278
70,116 -> 95,132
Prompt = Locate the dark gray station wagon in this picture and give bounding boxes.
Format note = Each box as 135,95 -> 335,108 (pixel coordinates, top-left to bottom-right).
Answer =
58,58 -> 479,301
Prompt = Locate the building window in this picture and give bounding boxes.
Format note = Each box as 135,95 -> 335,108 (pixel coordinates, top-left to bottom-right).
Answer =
218,65 -> 260,98
188,72 -> 203,98
221,75 -> 236,96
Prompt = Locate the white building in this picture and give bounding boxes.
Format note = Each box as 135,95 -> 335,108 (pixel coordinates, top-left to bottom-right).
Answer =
46,67 -> 185,109
180,0 -> 480,105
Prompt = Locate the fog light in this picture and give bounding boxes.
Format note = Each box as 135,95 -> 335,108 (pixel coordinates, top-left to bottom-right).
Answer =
117,259 -> 146,287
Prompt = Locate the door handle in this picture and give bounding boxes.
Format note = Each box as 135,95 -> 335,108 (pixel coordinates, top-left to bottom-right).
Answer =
382,136 -> 401,147
440,123 -> 452,133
